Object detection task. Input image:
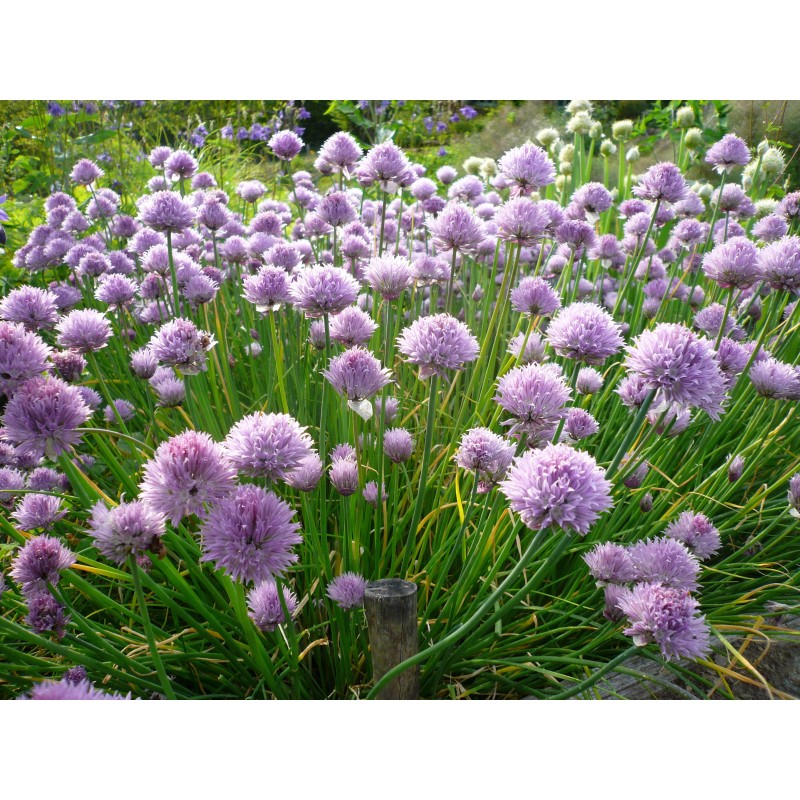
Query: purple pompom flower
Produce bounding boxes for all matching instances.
[510,276,561,317]
[69,158,103,186]
[397,313,479,380]
[497,142,556,196]
[248,580,298,632]
[319,132,363,174]
[454,427,515,492]
[427,202,486,255]
[10,534,76,596]
[757,236,800,294]
[546,302,623,364]
[88,500,166,565]
[200,483,302,584]
[583,542,637,586]
[576,367,603,395]
[383,427,414,463]
[56,309,112,354]
[627,537,700,591]
[0,287,59,332]
[236,180,267,204]
[148,318,216,375]
[507,331,546,365]
[138,191,195,233]
[26,592,70,638]
[268,130,304,161]
[364,255,414,300]
[49,351,84,384]
[499,443,613,535]
[0,321,52,397]
[224,412,314,481]
[495,363,571,443]
[138,430,237,525]
[572,182,613,220]
[617,582,710,661]
[95,274,138,309]
[323,347,392,419]
[623,323,727,419]
[702,238,759,289]
[752,214,788,243]
[632,162,688,204]
[663,511,721,561]
[563,407,599,441]
[284,453,324,492]
[317,191,356,228]
[243,267,291,313]
[0,466,24,508]
[357,142,410,192]
[705,133,751,173]
[329,306,378,348]
[749,357,800,400]
[327,572,367,610]
[363,480,388,506]
[19,676,130,700]
[289,265,360,318]
[164,150,198,182]
[495,197,550,246]
[330,458,359,496]
[12,493,66,531]
[2,376,91,458]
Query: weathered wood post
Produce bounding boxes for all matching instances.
[364,579,419,699]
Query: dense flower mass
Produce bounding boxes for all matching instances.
[289,265,360,318]
[545,303,623,364]
[397,313,479,379]
[499,444,613,535]
[200,484,302,584]
[149,317,216,375]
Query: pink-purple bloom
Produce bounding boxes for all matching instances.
[88,500,166,565]
[289,265,360,318]
[397,313,479,380]
[247,580,299,632]
[662,511,721,561]
[546,302,623,364]
[327,572,367,610]
[10,534,76,596]
[56,309,112,354]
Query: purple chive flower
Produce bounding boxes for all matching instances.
[317,191,356,228]
[397,313,479,380]
[500,443,613,535]
[364,255,414,300]
[88,500,166,565]
[319,131,363,173]
[375,396,400,424]
[753,214,788,243]
[0,287,59,332]
[705,133,751,173]
[56,309,112,354]
[749,357,800,400]
[454,427,515,491]
[572,182,613,219]
[103,399,135,424]
[363,480,388,506]
[603,583,627,622]
[495,197,550,246]
[200,484,302,584]
[308,320,327,350]
[247,580,298,632]
[497,142,556,196]
[495,363,571,443]
[330,458,359,496]
[546,302,623,365]
[0,466,25,507]
[2,376,91,458]
[618,582,710,661]
[323,347,392,419]
[138,191,195,233]
[130,348,158,380]
[627,537,700,592]
[583,542,637,586]
[289,265,360,318]
[20,676,130,700]
[139,430,237,525]
[563,407,599,441]
[224,412,315,481]
[727,454,745,483]
[95,274,138,308]
[757,236,800,294]
[357,142,411,191]
[427,202,486,255]
[12,493,66,531]
[27,467,69,493]
[575,367,603,395]
[26,592,70,638]
[693,303,743,341]
[148,318,215,375]
[10,534,76,596]
[383,427,414,463]
[436,166,457,185]
[243,266,291,312]
[284,453,324,492]
[508,331,546,365]
[164,150,198,182]
[236,180,267,204]
[663,511,721,561]
[632,162,688,204]
[269,130,304,161]
[702,238,759,289]
[411,254,450,285]
[788,473,800,518]
[70,158,103,185]
[623,323,727,419]
[329,306,378,348]
[673,218,710,248]
[327,572,367,610]
[510,276,561,317]
[0,321,52,397]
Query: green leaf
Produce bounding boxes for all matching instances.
[72,129,117,145]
